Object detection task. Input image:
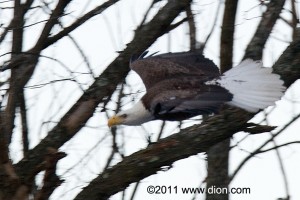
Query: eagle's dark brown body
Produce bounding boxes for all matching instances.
[141,78,232,120]
[131,51,232,121]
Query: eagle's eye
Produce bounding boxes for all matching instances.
[120,114,127,118]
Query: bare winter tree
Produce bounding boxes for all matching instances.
[0,0,299,200]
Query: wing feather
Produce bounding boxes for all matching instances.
[130,51,220,90]
[142,79,232,120]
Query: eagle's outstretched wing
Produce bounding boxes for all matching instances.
[130,51,220,90]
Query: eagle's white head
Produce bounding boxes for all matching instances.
[108,101,154,127]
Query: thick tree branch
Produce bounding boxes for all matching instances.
[229,28,300,182]
[3,0,72,144]
[34,148,66,200]
[230,2,289,184]
[206,1,238,199]
[273,28,300,86]
[243,0,286,60]
[0,2,33,198]
[0,0,34,44]
[15,0,192,184]
[74,28,300,200]
[1,1,118,128]
[7,1,298,199]
[186,3,196,51]
[5,0,24,142]
[220,0,238,73]
[75,107,252,200]
[3,54,38,144]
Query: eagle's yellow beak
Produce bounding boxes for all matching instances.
[108,116,123,127]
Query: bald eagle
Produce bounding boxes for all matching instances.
[108,51,285,127]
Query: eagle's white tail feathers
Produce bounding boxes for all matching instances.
[216,59,285,112]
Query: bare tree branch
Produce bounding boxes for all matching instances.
[5,0,24,143]
[75,27,300,200]
[0,1,297,199]
[0,21,12,44]
[229,27,300,181]
[103,83,125,171]
[257,141,300,154]
[226,2,290,184]
[243,0,286,60]
[34,148,66,200]
[273,32,300,86]
[40,0,119,51]
[206,1,238,200]
[0,1,35,197]
[186,3,196,51]
[75,107,252,200]
[263,111,290,199]
[220,0,238,73]
[199,1,221,52]
[291,0,299,40]
[19,90,29,158]
[66,34,95,79]
[230,112,300,181]
[31,0,72,53]
[14,0,192,186]
[138,0,157,27]
[0,0,34,44]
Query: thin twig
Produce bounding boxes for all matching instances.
[230,113,300,181]
[199,1,221,52]
[257,141,300,154]
[264,110,290,199]
[41,0,119,51]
